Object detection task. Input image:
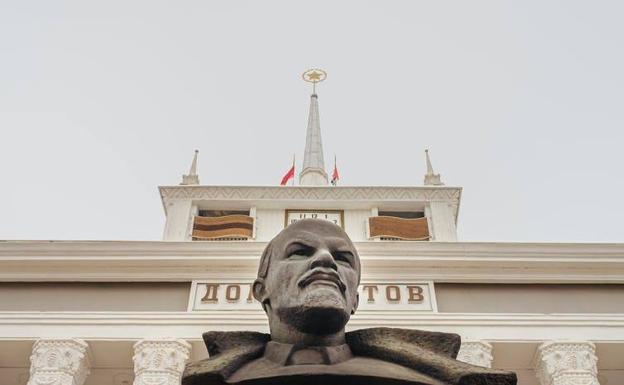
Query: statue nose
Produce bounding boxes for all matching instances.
[310,249,338,271]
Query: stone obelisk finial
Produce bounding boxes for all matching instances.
[423,149,444,186]
[299,69,328,186]
[180,150,200,185]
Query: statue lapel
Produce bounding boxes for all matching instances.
[183,331,269,385]
[346,327,516,385]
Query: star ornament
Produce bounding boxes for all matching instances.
[302,68,327,83]
[307,71,322,81]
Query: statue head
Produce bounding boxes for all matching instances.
[253,219,361,337]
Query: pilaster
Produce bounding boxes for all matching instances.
[428,201,457,241]
[457,340,493,368]
[162,200,193,240]
[27,339,90,385]
[133,339,191,385]
[535,341,599,385]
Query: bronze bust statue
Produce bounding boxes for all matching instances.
[183,219,516,385]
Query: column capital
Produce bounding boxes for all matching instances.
[535,341,599,385]
[457,340,493,368]
[133,338,192,385]
[28,338,91,385]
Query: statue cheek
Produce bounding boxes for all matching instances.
[269,263,304,296]
[344,270,359,289]
[285,261,307,281]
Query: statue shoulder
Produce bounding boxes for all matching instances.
[183,331,269,385]
[346,327,516,385]
[347,327,461,358]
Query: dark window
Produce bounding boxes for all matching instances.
[378,211,424,219]
[197,210,249,217]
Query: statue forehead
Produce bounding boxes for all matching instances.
[258,218,361,281]
[272,219,352,246]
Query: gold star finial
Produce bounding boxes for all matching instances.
[302,68,327,94]
[306,71,322,81]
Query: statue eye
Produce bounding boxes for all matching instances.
[287,244,314,258]
[333,251,354,267]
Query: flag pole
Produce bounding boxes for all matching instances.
[332,154,337,186]
[292,153,296,186]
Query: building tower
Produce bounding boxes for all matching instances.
[160,70,459,242]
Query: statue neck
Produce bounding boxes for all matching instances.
[267,312,346,346]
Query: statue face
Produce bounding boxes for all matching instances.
[255,219,360,334]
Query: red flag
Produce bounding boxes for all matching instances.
[331,157,339,186]
[280,164,295,186]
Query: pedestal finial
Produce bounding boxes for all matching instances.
[181,150,200,185]
[424,149,444,186]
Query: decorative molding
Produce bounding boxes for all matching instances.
[3,239,622,258]
[0,241,622,283]
[4,313,624,342]
[159,185,462,203]
[457,340,493,368]
[159,185,462,221]
[133,339,191,385]
[535,341,599,385]
[27,339,90,385]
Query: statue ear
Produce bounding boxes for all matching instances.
[252,278,267,303]
[351,292,359,315]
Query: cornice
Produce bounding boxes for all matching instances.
[158,184,463,229]
[3,311,624,324]
[1,312,623,342]
[1,240,622,258]
[159,185,462,217]
[159,185,462,202]
[0,241,623,283]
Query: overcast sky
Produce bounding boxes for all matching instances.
[1,1,622,242]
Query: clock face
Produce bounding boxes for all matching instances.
[285,210,343,228]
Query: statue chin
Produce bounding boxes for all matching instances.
[277,294,349,335]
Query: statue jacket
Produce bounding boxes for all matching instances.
[183,327,516,385]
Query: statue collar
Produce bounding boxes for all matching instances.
[183,327,517,385]
[263,341,353,366]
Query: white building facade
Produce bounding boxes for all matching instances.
[1,90,623,385]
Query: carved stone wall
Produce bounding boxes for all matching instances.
[535,341,599,385]
[457,340,493,368]
[133,339,191,385]
[27,339,90,385]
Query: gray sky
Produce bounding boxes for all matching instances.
[1,1,622,242]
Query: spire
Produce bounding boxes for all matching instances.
[299,69,329,185]
[180,150,200,185]
[424,149,444,186]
